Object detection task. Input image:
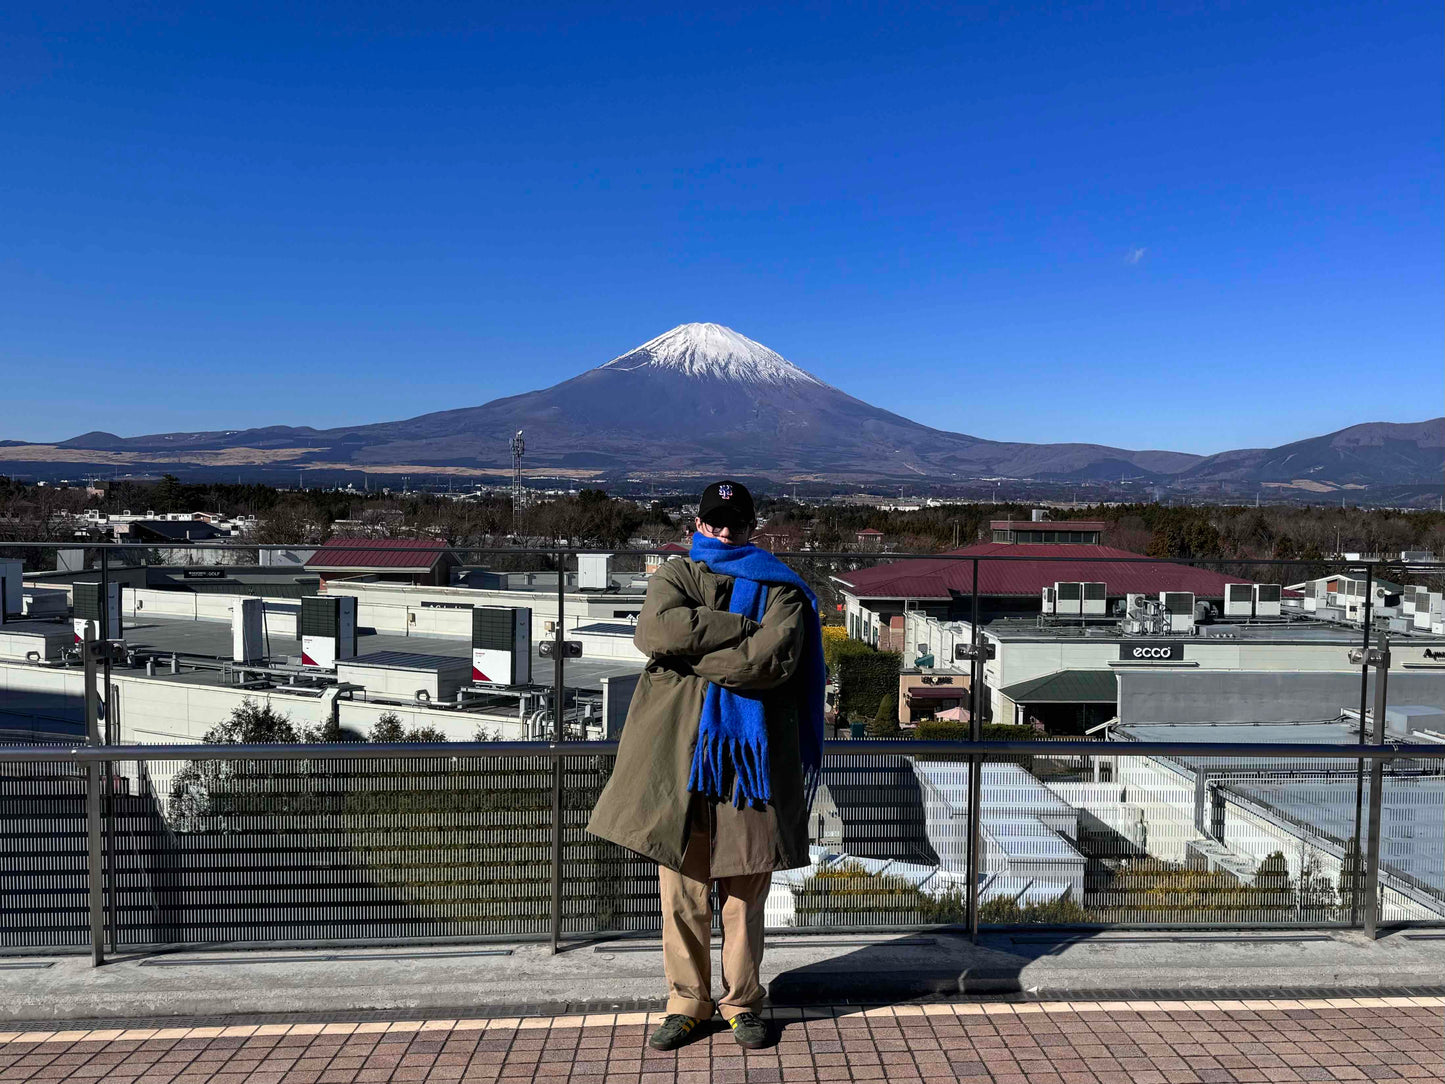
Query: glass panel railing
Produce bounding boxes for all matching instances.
[112,749,557,946]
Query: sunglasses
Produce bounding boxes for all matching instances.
[700,516,749,533]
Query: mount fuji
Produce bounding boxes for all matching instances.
[10,322,1443,488]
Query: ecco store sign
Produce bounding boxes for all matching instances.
[1119,642,1185,661]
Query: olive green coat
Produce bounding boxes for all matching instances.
[585,556,813,876]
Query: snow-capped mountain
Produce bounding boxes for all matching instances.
[599,323,822,386]
[12,323,1441,488]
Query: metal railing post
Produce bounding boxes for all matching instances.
[82,626,105,967]
[99,548,117,951]
[1349,563,1373,925]
[550,551,566,954]
[966,558,983,943]
[1363,631,1390,939]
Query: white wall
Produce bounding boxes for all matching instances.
[122,588,297,638]
[336,699,527,741]
[323,580,646,638]
[0,657,530,745]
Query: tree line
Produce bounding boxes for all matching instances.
[3,475,1441,579]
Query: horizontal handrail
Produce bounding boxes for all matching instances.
[1,538,1440,570]
[2,739,1444,763]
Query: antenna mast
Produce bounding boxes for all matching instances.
[510,429,526,534]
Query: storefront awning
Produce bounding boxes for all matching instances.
[904,686,965,701]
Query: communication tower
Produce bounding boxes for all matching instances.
[510,429,526,532]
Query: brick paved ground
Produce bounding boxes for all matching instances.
[1,997,1442,1083]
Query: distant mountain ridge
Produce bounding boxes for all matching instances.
[10,323,1444,488]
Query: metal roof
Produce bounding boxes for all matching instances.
[1000,669,1118,704]
[573,622,638,636]
[306,538,450,572]
[834,543,1251,600]
[1115,721,1362,746]
[127,520,227,542]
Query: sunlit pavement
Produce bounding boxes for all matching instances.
[2,997,1443,1083]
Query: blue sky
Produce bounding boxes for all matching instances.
[2,2,1440,454]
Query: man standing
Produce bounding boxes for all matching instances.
[587,480,825,1051]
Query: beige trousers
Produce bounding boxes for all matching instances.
[658,809,770,1019]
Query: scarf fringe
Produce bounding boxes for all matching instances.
[688,730,774,808]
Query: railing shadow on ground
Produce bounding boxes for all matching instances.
[767,929,1067,1004]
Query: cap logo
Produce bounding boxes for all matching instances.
[718,484,733,500]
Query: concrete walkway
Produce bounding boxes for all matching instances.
[2,998,1443,1083]
[4,930,1445,1024]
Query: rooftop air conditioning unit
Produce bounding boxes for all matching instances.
[1253,583,1282,618]
[1223,583,1253,618]
[0,558,21,619]
[577,553,612,591]
[1123,593,1150,635]
[23,588,68,619]
[1053,581,1083,616]
[1413,590,1436,630]
[1082,582,1107,616]
[300,595,357,669]
[1040,586,1057,614]
[1160,591,1196,634]
[471,605,532,685]
[232,597,265,664]
[73,581,121,645]
[1429,592,1445,630]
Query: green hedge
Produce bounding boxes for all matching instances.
[913,722,1038,742]
[837,651,901,718]
[911,721,1040,768]
[822,627,876,672]
[866,693,900,736]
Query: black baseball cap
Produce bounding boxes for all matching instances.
[697,479,755,528]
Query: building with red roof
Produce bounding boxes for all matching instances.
[834,542,1251,651]
[305,538,457,588]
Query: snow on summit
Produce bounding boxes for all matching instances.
[599,323,823,386]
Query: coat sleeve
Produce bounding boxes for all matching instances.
[690,585,809,692]
[633,561,758,658]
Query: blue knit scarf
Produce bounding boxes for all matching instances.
[687,535,825,809]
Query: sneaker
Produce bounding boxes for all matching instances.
[648,1013,704,1051]
[726,1010,769,1049]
